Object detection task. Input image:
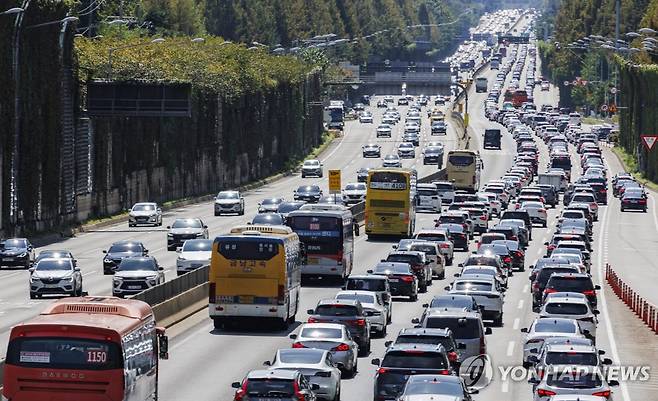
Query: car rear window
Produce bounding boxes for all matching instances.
[438,215,465,224]
[410,244,436,255]
[246,379,294,396]
[387,255,422,265]
[278,349,324,364]
[546,372,602,388]
[545,302,589,315]
[300,327,342,339]
[547,277,594,291]
[425,317,481,338]
[546,352,598,366]
[381,351,448,369]
[395,335,455,351]
[315,305,359,316]
[415,233,447,242]
[537,268,578,285]
[346,279,385,291]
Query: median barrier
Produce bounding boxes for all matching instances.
[605,263,658,333]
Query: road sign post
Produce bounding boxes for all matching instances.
[329,169,341,195]
[641,135,658,151]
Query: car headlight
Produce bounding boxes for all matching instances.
[167,233,173,237]
[147,276,158,285]
[196,232,204,237]
[113,278,123,286]
[18,252,27,258]
[30,276,40,283]
[61,276,74,282]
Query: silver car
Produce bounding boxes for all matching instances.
[540,293,599,338]
[29,258,83,299]
[176,239,212,275]
[128,202,162,227]
[258,197,285,213]
[521,318,588,367]
[289,323,358,377]
[301,159,324,178]
[530,365,618,401]
[265,348,341,401]
[166,218,209,251]
[214,190,245,216]
[446,275,505,326]
[335,290,388,336]
[112,256,165,297]
[397,374,476,401]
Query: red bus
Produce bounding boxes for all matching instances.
[3,296,169,401]
[512,90,528,108]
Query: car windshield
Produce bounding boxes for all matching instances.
[315,304,358,316]
[117,259,157,271]
[381,351,448,369]
[454,281,493,291]
[217,192,239,200]
[37,251,70,259]
[300,327,342,339]
[425,317,480,338]
[385,155,399,160]
[108,243,141,253]
[252,214,284,225]
[545,302,589,315]
[246,379,294,396]
[261,198,282,205]
[278,349,323,364]
[132,204,155,211]
[403,379,462,396]
[546,372,602,388]
[298,186,319,193]
[182,240,212,252]
[345,184,364,191]
[534,320,576,333]
[35,259,72,271]
[304,160,320,166]
[336,293,375,304]
[172,219,202,228]
[546,352,598,366]
[1,239,26,248]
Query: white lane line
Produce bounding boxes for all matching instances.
[506,341,515,357]
[597,181,630,401]
[522,284,529,294]
[82,271,97,277]
[513,317,520,330]
[517,300,524,309]
[652,193,658,235]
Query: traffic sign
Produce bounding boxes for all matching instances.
[600,104,608,112]
[641,135,658,151]
[563,80,570,86]
[328,169,341,193]
[609,104,617,113]
[581,80,588,86]
[610,87,618,94]
[572,80,579,86]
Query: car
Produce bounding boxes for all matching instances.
[620,191,648,212]
[529,365,618,401]
[277,201,306,219]
[436,211,474,239]
[436,223,469,251]
[446,275,505,326]
[521,318,588,367]
[382,154,402,168]
[377,99,388,108]
[0,238,35,269]
[231,369,319,401]
[102,240,148,275]
[289,323,359,377]
[414,229,455,265]
[302,159,324,178]
[431,120,448,135]
[359,112,373,123]
[544,272,600,309]
[540,293,599,340]
[258,197,285,213]
[362,143,382,158]
[376,124,392,138]
[416,183,442,212]
[371,344,453,401]
[166,218,209,251]
[413,309,491,360]
[521,201,548,227]
[307,299,371,356]
[356,167,370,183]
[29,257,83,298]
[176,239,212,275]
[112,256,165,298]
[409,241,445,279]
[402,131,420,146]
[128,202,162,227]
[344,274,392,323]
[491,239,525,271]
[397,142,415,158]
[422,145,444,166]
[264,348,341,401]
[335,290,388,336]
[368,262,419,301]
[397,374,476,401]
[251,213,286,226]
[533,342,612,380]
[397,97,409,105]
[387,327,465,370]
[385,251,432,293]
[35,250,76,265]
[342,182,367,204]
[214,190,245,216]
[294,185,323,203]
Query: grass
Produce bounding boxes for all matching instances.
[611,146,658,192]
[282,130,336,171]
[583,115,619,125]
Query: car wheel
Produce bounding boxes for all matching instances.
[380,324,387,338]
[333,386,341,401]
[410,293,418,302]
[29,292,37,300]
[167,245,175,251]
[447,256,453,266]
[420,283,427,293]
[213,318,225,330]
[351,358,358,377]
[128,223,135,227]
[542,221,547,228]
[438,270,445,280]
[214,211,220,216]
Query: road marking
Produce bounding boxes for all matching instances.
[82,271,97,277]
[522,284,529,293]
[517,300,524,309]
[513,317,520,330]
[506,341,515,357]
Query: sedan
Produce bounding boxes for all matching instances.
[301,159,324,178]
[289,323,359,377]
[620,191,647,212]
[128,202,162,227]
[521,318,587,367]
[446,275,505,326]
[29,258,83,298]
[521,201,548,227]
[368,262,418,301]
[264,349,341,401]
[294,185,323,203]
[258,197,285,213]
[359,112,373,123]
[382,154,402,168]
[530,365,618,401]
[335,290,388,336]
[397,142,415,158]
[362,143,382,158]
[356,167,370,183]
[176,239,212,275]
[540,293,599,338]
[398,374,475,401]
[376,124,393,138]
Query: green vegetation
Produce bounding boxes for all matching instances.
[611,147,658,191]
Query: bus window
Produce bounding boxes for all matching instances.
[217,240,279,260]
[7,338,122,370]
[448,154,475,167]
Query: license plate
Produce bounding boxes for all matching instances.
[128,285,141,290]
[4,258,13,262]
[44,284,59,288]
[307,257,319,264]
[389,278,399,282]
[239,296,254,304]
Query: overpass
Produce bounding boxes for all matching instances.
[359,60,453,95]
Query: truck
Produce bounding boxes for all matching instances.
[538,172,567,192]
[475,77,488,93]
[483,129,501,149]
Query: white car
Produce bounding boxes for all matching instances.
[433,181,455,205]
[416,183,442,212]
[176,239,212,275]
[376,124,392,137]
[409,241,445,279]
[447,275,505,326]
[335,290,388,336]
[214,190,245,216]
[569,192,599,220]
[521,318,587,367]
[382,154,402,168]
[128,202,162,227]
[540,293,599,339]
[478,192,502,216]
[359,112,373,123]
[342,182,367,204]
[521,201,548,227]
[301,159,324,178]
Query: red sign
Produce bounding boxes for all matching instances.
[641,135,658,151]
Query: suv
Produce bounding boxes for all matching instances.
[387,327,465,371]
[368,262,418,301]
[112,256,165,297]
[531,265,581,310]
[544,272,600,308]
[413,230,454,266]
[128,202,162,227]
[307,299,371,356]
[415,183,442,212]
[232,369,319,401]
[371,344,452,400]
[413,309,491,359]
[166,218,209,251]
[102,240,148,275]
[0,238,35,269]
[29,258,83,299]
[344,275,392,323]
[384,251,432,292]
[301,159,323,178]
[214,190,245,216]
[500,210,532,240]
[432,181,455,204]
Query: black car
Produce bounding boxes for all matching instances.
[357,167,370,183]
[362,143,382,158]
[387,327,464,370]
[371,344,452,400]
[422,146,444,166]
[620,192,647,212]
[536,184,558,207]
[294,185,323,203]
[251,213,285,225]
[431,121,447,135]
[436,223,468,251]
[368,262,418,301]
[307,299,371,355]
[500,210,532,240]
[276,201,306,220]
[588,182,608,204]
[531,265,581,309]
[483,129,501,149]
[102,240,149,275]
[0,238,35,269]
[384,252,431,292]
[544,272,600,308]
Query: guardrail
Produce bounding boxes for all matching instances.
[606,263,658,333]
[132,265,209,306]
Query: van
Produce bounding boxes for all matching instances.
[413,310,491,359]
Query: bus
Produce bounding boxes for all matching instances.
[446,150,482,193]
[365,168,417,238]
[3,296,169,401]
[208,224,302,329]
[475,77,488,93]
[287,204,354,280]
[512,89,529,107]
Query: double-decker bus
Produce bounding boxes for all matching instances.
[208,224,302,329]
[3,296,169,401]
[287,204,354,280]
[446,150,482,193]
[365,168,416,238]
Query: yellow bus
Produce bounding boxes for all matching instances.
[209,224,302,330]
[365,168,416,238]
[446,150,482,193]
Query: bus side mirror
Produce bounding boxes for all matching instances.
[156,327,169,360]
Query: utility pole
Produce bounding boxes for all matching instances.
[614,0,620,106]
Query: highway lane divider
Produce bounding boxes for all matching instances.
[605,263,658,334]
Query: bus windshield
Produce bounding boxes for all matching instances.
[217,239,279,260]
[369,172,407,190]
[289,216,343,255]
[7,337,122,370]
[448,154,475,167]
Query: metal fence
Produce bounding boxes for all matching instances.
[131,265,209,306]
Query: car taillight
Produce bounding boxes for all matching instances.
[437,369,451,375]
[480,215,487,220]
[599,188,607,193]
[515,250,524,258]
[440,243,450,248]
[582,290,596,296]
[504,256,512,263]
[234,379,248,401]
[537,389,556,397]
[639,199,647,204]
[462,223,468,230]
[333,343,350,352]
[592,390,611,398]
[590,202,597,208]
[401,275,415,282]
[294,380,306,401]
[355,319,366,326]
[308,317,318,323]
[377,367,389,374]
[544,288,557,294]
[448,351,458,362]
[533,282,540,290]
[292,342,306,348]
[539,209,546,213]
[510,235,518,241]
[209,282,216,304]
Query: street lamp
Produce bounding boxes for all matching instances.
[107,38,165,80]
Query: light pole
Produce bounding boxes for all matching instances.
[107,38,165,80]
[453,82,468,143]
